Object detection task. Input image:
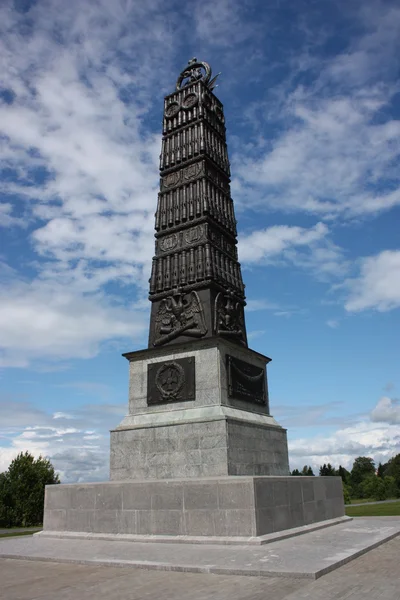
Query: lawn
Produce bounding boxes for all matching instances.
[0,528,41,539]
[346,500,400,517]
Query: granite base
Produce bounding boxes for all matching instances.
[43,476,345,542]
[111,338,290,480]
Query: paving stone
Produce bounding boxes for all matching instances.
[1,517,399,579]
[1,526,400,600]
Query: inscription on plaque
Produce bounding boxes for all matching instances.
[226,355,266,405]
[148,357,195,405]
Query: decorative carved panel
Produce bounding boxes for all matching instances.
[149,60,248,348]
[226,355,266,405]
[154,290,207,346]
[148,357,195,405]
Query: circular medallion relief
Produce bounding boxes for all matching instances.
[155,362,185,400]
[185,225,204,245]
[182,93,198,109]
[163,171,181,188]
[165,102,180,118]
[159,233,178,252]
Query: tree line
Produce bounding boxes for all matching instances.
[292,454,400,503]
[0,452,60,527]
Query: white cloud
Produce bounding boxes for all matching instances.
[0,279,147,367]
[344,250,400,312]
[233,5,400,220]
[192,0,256,48]
[287,396,400,472]
[239,222,328,262]
[371,396,400,425]
[0,203,26,228]
[239,222,347,281]
[0,0,177,367]
[326,319,339,328]
[0,398,126,481]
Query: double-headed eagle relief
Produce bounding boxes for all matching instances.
[148,59,248,348]
[154,290,207,346]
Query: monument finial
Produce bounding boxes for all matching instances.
[176,58,220,91]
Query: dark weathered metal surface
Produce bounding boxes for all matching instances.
[226,354,267,406]
[147,357,195,405]
[148,60,248,348]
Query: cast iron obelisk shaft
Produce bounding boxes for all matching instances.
[148,59,247,348]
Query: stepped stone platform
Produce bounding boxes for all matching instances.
[2,518,399,579]
[42,475,345,542]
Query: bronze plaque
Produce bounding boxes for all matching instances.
[226,355,266,405]
[148,357,195,405]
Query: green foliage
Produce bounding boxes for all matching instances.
[377,462,387,478]
[351,456,375,484]
[291,465,315,476]
[384,454,400,496]
[383,476,398,499]
[350,456,375,497]
[301,465,314,476]
[319,463,336,476]
[342,483,352,504]
[0,452,60,527]
[361,475,386,501]
[337,465,350,484]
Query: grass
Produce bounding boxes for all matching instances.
[0,530,40,539]
[348,497,397,504]
[346,500,400,517]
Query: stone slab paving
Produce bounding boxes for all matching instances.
[1,535,399,600]
[283,536,400,600]
[0,558,307,600]
[0,518,399,578]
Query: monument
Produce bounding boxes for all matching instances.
[41,60,345,542]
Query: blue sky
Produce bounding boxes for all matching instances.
[1,0,399,481]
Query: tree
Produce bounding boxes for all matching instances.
[350,457,375,484]
[319,463,336,476]
[361,475,386,501]
[350,457,376,498]
[0,452,60,527]
[384,454,400,496]
[301,465,314,476]
[377,462,387,479]
[337,465,350,484]
[342,483,352,505]
[383,476,398,499]
[291,469,301,476]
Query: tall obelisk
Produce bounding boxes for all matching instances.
[110,59,290,479]
[148,58,246,349]
[41,61,346,542]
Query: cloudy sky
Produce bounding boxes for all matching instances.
[1,0,399,481]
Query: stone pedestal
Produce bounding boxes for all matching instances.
[42,476,346,542]
[110,338,290,480]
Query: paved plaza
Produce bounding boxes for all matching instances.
[1,518,399,578]
[0,534,399,600]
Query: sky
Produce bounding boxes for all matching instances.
[1,0,400,482]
